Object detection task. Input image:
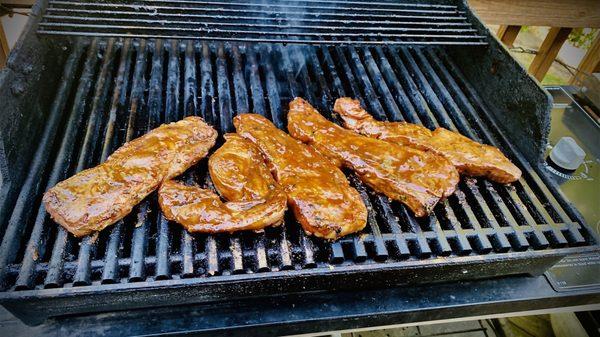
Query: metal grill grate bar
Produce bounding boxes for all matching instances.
[72,38,119,287]
[38,0,488,46]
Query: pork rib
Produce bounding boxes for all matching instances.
[43,116,217,237]
[159,133,287,233]
[288,98,459,217]
[334,97,521,183]
[234,113,367,239]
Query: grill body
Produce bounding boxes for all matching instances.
[0,0,598,326]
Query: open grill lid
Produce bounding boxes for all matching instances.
[38,0,488,45]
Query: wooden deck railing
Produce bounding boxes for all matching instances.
[469,0,600,82]
[0,22,8,68]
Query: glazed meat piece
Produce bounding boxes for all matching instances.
[333,97,433,149]
[334,97,522,183]
[43,116,217,237]
[158,181,287,234]
[158,133,287,233]
[288,98,459,217]
[426,128,522,183]
[209,133,275,202]
[234,113,367,240]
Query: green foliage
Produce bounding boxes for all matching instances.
[568,28,598,50]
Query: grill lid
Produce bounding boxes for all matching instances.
[38,0,488,45]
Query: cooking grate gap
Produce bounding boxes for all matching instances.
[524,231,547,250]
[225,47,241,116]
[37,219,58,264]
[118,263,130,281]
[168,221,182,258]
[327,47,355,100]
[209,47,221,130]
[445,237,469,256]
[488,234,510,253]
[415,216,434,232]
[92,230,112,262]
[459,181,492,229]
[466,235,488,255]
[407,239,430,258]
[264,227,282,270]
[199,43,215,125]
[182,41,198,118]
[340,241,355,262]
[176,42,185,119]
[90,267,103,284]
[518,176,564,224]
[266,46,288,130]
[474,180,510,228]
[160,41,170,119]
[447,194,475,230]
[243,47,259,117]
[433,207,453,231]
[258,50,278,122]
[145,200,159,259]
[119,212,137,260]
[390,201,415,234]
[513,182,547,224]
[216,44,234,133]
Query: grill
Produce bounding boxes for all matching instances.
[0,0,598,326]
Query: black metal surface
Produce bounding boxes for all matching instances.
[0,36,597,325]
[37,0,488,45]
[21,275,600,337]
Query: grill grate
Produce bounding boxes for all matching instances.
[37,0,488,45]
[0,38,596,322]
